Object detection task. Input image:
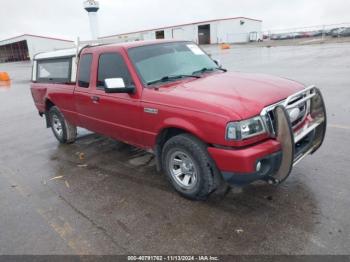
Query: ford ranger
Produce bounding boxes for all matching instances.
[30,40,326,200]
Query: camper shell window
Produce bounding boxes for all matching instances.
[36,57,73,83]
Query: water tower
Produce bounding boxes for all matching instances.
[83,0,100,40]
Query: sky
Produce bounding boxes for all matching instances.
[0,0,350,41]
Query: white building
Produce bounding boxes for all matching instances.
[100,17,263,45]
[0,34,74,63]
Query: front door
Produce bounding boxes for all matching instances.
[74,53,97,130]
[75,51,143,147]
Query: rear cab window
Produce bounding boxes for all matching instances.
[97,53,133,89]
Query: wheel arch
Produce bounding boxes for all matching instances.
[44,98,55,127]
[156,126,226,198]
[45,98,55,111]
[154,125,208,172]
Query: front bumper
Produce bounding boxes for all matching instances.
[209,86,327,186]
[208,140,283,186]
[221,151,282,186]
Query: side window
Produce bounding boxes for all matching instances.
[78,54,93,88]
[37,58,71,83]
[97,53,132,88]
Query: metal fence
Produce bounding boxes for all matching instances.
[262,22,350,42]
[219,22,350,44]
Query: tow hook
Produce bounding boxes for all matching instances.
[266,177,280,185]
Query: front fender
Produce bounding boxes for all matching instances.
[160,117,207,142]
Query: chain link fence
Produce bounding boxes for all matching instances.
[219,22,350,44]
[262,22,350,42]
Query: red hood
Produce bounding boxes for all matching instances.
[144,72,305,120]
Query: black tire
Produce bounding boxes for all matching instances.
[48,106,77,144]
[162,133,223,200]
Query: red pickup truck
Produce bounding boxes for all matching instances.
[30,40,326,200]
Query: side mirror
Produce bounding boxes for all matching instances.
[104,78,135,94]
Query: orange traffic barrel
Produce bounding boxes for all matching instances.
[0,80,11,89]
[0,72,10,81]
[220,43,231,49]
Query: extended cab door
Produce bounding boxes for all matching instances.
[74,53,96,129]
[74,49,144,147]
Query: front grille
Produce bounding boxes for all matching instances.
[287,94,308,127]
[261,86,316,136]
[260,86,326,167]
[266,110,276,135]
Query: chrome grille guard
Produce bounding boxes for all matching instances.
[261,86,327,170]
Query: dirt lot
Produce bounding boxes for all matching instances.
[0,42,349,255]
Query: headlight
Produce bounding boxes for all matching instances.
[226,116,266,140]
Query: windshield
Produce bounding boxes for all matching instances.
[128,42,218,85]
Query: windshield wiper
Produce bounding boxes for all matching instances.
[216,67,228,72]
[192,67,215,75]
[147,74,201,85]
[192,67,227,75]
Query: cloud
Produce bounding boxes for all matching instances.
[0,0,349,41]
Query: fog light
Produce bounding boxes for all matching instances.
[256,161,262,172]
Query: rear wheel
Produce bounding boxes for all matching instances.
[162,134,220,200]
[49,106,77,144]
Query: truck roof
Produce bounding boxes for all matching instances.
[34,40,185,60]
[83,39,186,52]
[106,39,183,48]
[34,48,77,60]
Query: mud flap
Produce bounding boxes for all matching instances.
[45,112,51,128]
[271,105,295,184]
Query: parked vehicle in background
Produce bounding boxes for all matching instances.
[291,32,304,39]
[299,31,311,38]
[270,33,303,40]
[272,34,290,40]
[332,27,350,37]
[307,30,324,37]
[341,28,350,37]
[270,34,281,40]
[326,28,341,36]
[249,31,263,42]
[331,27,347,37]
[30,40,327,200]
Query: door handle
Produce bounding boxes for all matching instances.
[91,96,100,103]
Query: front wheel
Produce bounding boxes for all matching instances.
[49,106,77,144]
[162,134,220,200]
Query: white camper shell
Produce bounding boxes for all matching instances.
[31,37,136,83]
[32,48,78,83]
